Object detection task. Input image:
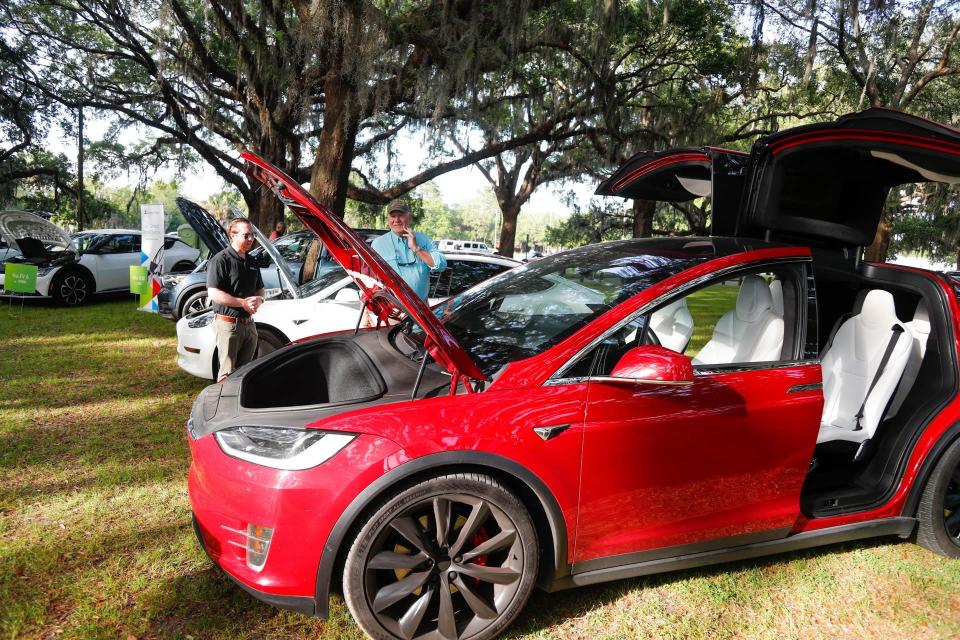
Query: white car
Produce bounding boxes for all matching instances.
[436,239,496,254]
[176,251,521,379]
[0,210,200,305]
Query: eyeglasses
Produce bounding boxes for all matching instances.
[233,232,255,239]
[395,245,416,267]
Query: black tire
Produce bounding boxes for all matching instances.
[178,289,210,320]
[171,260,196,272]
[343,473,538,640]
[255,327,285,358]
[51,269,93,306]
[917,437,960,558]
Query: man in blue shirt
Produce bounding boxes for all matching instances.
[371,199,446,300]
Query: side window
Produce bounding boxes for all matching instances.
[429,263,455,298]
[562,263,806,379]
[449,261,509,295]
[103,234,137,254]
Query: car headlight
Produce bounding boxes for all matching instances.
[161,273,188,287]
[187,311,214,328]
[214,427,355,470]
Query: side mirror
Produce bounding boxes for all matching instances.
[599,345,694,385]
[333,287,360,303]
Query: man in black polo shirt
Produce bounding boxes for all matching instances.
[207,218,265,382]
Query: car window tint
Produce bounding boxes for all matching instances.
[568,265,804,378]
[449,261,510,295]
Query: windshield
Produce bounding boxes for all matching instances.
[72,232,106,253]
[409,240,708,375]
[300,266,349,297]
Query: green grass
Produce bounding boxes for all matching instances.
[2,298,960,639]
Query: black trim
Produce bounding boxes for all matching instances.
[555,518,915,589]
[191,514,317,616]
[313,451,569,619]
[571,527,790,575]
[788,383,822,393]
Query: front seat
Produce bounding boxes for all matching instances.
[692,275,784,365]
[649,298,694,353]
[817,289,912,445]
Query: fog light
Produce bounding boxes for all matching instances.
[221,523,275,571]
[245,524,274,571]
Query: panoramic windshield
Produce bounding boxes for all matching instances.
[72,232,106,253]
[409,240,709,375]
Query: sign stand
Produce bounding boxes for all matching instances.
[4,262,37,316]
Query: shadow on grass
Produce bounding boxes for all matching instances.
[509,536,907,635]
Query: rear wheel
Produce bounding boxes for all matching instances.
[51,270,93,306]
[343,473,538,640]
[917,437,960,558]
[171,260,196,272]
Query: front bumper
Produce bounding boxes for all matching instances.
[176,317,216,379]
[0,269,56,298]
[187,430,403,618]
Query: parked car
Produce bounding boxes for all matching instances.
[188,111,960,640]
[0,211,199,305]
[158,198,383,320]
[176,250,520,379]
[438,239,496,254]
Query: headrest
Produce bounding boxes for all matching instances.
[736,275,774,322]
[857,289,898,329]
[911,300,931,334]
[769,279,784,316]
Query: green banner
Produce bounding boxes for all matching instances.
[129,265,149,295]
[4,262,38,293]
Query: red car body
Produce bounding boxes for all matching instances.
[188,109,960,639]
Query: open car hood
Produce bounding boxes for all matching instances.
[0,210,74,257]
[241,151,487,385]
[594,148,750,236]
[175,197,229,255]
[743,108,960,249]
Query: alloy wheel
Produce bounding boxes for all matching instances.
[944,466,960,542]
[186,295,210,315]
[363,493,526,640]
[59,274,89,305]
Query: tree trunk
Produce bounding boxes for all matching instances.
[498,203,522,258]
[77,106,84,231]
[309,75,361,217]
[633,199,655,237]
[247,189,285,233]
[864,209,893,262]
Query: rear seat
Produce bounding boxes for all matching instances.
[886,301,931,418]
[817,290,912,446]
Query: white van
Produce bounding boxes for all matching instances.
[442,240,494,254]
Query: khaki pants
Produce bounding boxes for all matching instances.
[214,318,258,381]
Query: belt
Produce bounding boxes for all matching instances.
[216,314,253,324]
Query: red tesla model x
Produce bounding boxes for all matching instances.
[187,109,960,640]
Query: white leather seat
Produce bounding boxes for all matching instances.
[887,301,931,418]
[769,279,784,317]
[817,290,912,444]
[650,298,694,353]
[692,275,784,365]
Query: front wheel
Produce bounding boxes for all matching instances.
[343,473,538,640]
[51,270,93,306]
[178,289,210,319]
[917,437,960,558]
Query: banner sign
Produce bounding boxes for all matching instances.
[4,262,38,293]
[139,204,165,313]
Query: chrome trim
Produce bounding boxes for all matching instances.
[588,375,693,386]
[533,424,571,441]
[550,257,813,382]
[788,383,823,393]
[220,524,272,544]
[694,359,817,375]
[543,376,590,387]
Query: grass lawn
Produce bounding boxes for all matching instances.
[2,297,959,639]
